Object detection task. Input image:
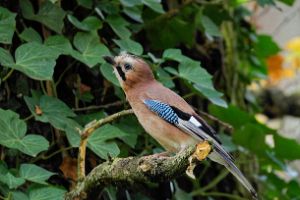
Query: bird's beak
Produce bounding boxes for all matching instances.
[103,56,116,66]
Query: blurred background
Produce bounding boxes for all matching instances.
[1,0,300,199]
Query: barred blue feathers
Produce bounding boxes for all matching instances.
[143,99,178,124]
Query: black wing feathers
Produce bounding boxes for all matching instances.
[171,106,221,144]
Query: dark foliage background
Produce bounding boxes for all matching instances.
[0,0,300,199]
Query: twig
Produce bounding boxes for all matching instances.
[191,170,229,195]
[66,146,196,200]
[72,101,124,112]
[2,68,14,82]
[78,109,134,180]
[195,192,248,200]
[197,110,233,132]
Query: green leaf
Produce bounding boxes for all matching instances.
[100,63,120,87]
[12,191,29,200]
[87,124,128,159]
[233,123,269,156]
[123,6,143,23]
[20,0,66,33]
[106,15,131,39]
[77,0,93,9]
[274,134,300,160]
[194,84,227,108]
[279,0,295,5]
[163,49,227,107]
[67,15,102,31]
[0,7,16,44]
[19,0,35,19]
[156,67,175,88]
[0,47,15,66]
[208,104,255,129]
[146,14,195,49]
[74,111,106,126]
[0,172,25,189]
[20,164,55,185]
[201,15,221,37]
[72,32,110,67]
[20,135,50,156]
[24,95,75,130]
[142,0,164,13]
[254,35,280,58]
[163,48,189,63]
[178,60,212,83]
[6,42,58,80]
[64,119,82,147]
[114,116,143,148]
[44,35,73,56]
[0,109,49,156]
[19,28,42,43]
[113,38,143,55]
[29,186,66,200]
[120,0,142,7]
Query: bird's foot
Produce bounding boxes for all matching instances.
[186,141,212,179]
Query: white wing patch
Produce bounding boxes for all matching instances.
[189,116,202,127]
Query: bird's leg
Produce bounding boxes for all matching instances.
[186,140,212,179]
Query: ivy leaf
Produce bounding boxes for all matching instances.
[29,186,66,200]
[0,172,25,189]
[77,0,93,9]
[114,116,143,148]
[120,0,142,7]
[113,38,143,55]
[142,0,164,14]
[67,15,102,31]
[24,95,75,130]
[1,42,58,80]
[0,7,16,44]
[12,191,29,200]
[44,35,73,56]
[201,15,221,37]
[123,6,143,23]
[19,28,42,43]
[100,63,120,87]
[106,15,131,39]
[0,47,15,66]
[87,124,128,159]
[71,32,110,67]
[163,49,227,107]
[20,164,55,185]
[156,67,175,88]
[20,0,66,33]
[0,109,49,156]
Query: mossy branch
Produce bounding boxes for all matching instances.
[66,146,196,200]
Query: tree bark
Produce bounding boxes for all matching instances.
[65,146,196,200]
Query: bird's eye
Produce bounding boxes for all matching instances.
[124,63,132,71]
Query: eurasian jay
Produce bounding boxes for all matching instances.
[103,52,257,199]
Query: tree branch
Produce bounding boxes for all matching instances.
[78,109,134,179]
[66,146,197,200]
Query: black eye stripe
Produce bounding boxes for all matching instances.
[116,66,126,81]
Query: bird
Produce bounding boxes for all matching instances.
[103,52,257,199]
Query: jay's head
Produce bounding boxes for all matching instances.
[103,52,154,90]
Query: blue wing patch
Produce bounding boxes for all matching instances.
[143,99,178,124]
